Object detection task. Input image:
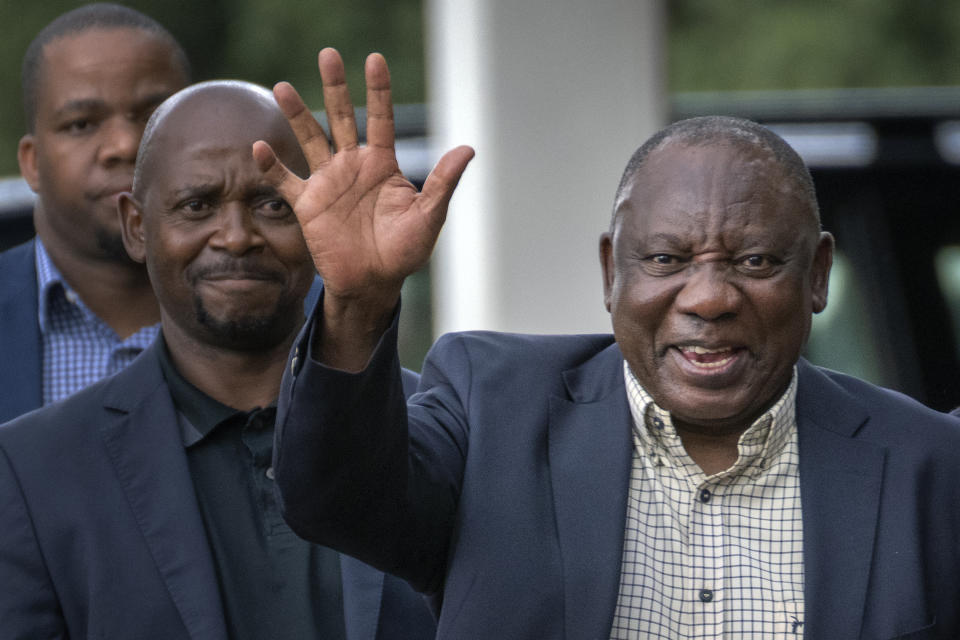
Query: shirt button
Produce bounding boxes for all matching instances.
[699,588,714,603]
[65,290,79,304]
[265,467,276,480]
[699,488,712,503]
[652,417,664,430]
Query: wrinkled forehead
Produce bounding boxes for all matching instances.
[134,84,306,195]
[616,140,818,233]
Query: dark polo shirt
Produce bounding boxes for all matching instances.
[158,338,345,640]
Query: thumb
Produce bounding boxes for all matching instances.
[419,145,475,218]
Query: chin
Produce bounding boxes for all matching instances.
[203,322,288,352]
[194,303,288,351]
[661,390,758,428]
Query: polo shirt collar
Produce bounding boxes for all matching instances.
[156,334,244,447]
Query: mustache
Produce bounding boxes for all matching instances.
[188,258,284,283]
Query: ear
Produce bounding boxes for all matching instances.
[118,192,147,264]
[810,231,834,313]
[599,232,615,312]
[17,134,39,192]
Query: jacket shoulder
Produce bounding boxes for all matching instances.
[0,238,36,264]
[0,375,114,450]
[429,331,616,372]
[0,345,163,454]
[800,360,960,448]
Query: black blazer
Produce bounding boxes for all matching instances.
[0,339,433,639]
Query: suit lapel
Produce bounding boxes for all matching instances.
[548,343,633,640]
[796,360,885,640]
[99,343,229,640]
[340,554,385,640]
[0,240,42,422]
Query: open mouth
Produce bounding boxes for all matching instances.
[677,345,742,371]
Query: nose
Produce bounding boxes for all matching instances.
[673,262,742,321]
[97,117,142,167]
[209,204,266,255]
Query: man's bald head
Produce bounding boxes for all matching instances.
[132,80,308,200]
[119,79,316,357]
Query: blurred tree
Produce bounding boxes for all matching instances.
[8,1,960,174]
[669,0,960,90]
[0,0,424,175]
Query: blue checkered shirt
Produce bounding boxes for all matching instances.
[610,362,804,639]
[36,239,159,405]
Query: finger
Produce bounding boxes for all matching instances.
[273,81,331,168]
[253,140,306,205]
[318,47,358,152]
[364,53,395,150]
[418,145,475,224]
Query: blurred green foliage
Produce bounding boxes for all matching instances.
[0,0,424,175]
[7,1,960,174]
[669,1,960,90]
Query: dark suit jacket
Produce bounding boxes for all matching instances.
[0,240,42,423]
[0,340,433,640]
[275,313,960,640]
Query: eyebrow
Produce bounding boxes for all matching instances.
[641,232,687,246]
[245,184,282,199]
[52,98,106,119]
[52,91,174,120]
[166,183,281,200]
[168,183,221,201]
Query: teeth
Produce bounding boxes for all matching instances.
[687,356,733,369]
[678,345,737,369]
[681,346,731,355]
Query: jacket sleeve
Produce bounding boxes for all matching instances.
[274,304,470,595]
[0,445,68,639]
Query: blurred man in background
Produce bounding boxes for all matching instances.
[0,3,189,422]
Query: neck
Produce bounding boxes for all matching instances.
[673,419,747,476]
[36,226,159,339]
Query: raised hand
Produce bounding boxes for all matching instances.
[254,48,474,307]
[253,48,473,370]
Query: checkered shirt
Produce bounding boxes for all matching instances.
[609,361,804,639]
[36,239,159,405]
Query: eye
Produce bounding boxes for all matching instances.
[176,199,213,217]
[257,198,293,219]
[63,118,94,135]
[650,254,678,265]
[735,254,780,275]
[135,106,160,123]
[642,253,687,275]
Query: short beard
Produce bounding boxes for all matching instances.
[193,295,299,352]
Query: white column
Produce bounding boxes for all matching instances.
[426,0,666,335]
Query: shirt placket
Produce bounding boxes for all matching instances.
[683,474,723,639]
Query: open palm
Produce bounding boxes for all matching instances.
[254,48,474,303]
